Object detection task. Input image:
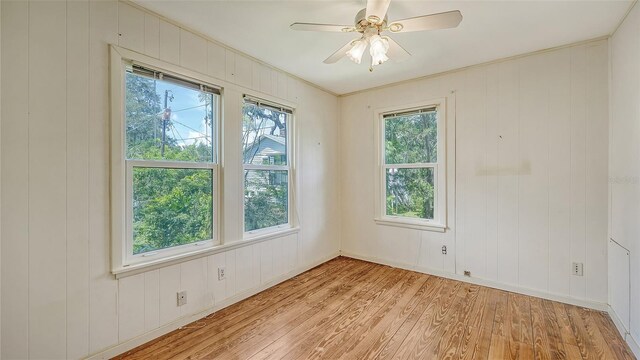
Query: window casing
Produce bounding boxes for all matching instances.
[242,96,294,237]
[112,49,222,271]
[375,99,447,232]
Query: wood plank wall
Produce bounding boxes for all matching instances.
[339,39,609,306]
[0,1,341,358]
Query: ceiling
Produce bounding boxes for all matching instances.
[136,0,632,95]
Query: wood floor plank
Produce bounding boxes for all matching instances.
[113,258,634,360]
[123,258,369,360]
[344,276,445,360]
[115,257,358,359]
[391,279,463,359]
[318,272,429,359]
[173,261,380,360]
[247,265,399,360]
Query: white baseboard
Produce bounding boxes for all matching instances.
[340,251,608,312]
[87,251,340,360]
[628,333,640,358]
[607,305,640,358]
[607,305,629,339]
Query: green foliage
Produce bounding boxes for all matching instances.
[242,103,289,231]
[384,112,437,220]
[126,72,215,254]
[133,167,212,254]
[244,170,288,232]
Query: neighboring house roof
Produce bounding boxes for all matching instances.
[243,134,286,163]
[261,134,285,146]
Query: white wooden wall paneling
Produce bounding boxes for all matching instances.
[610,4,640,348]
[208,252,226,305]
[206,41,226,80]
[29,2,68,358]
[180,258,209,317]
[158,264,181,326]
[143,13,160,59]
[458,67,488,279]
[496,60,520,286]
[159,20,180,65]
[224,249,237,300]
[569,45,588,299]
[118,2,144,53]
[485,64,499,282]
[66,0,91,358]
[0,0,336,357]
[1,1,29,358]
[89,0,120,354]
[180,29,207,75]
[144,270,160,332]
[339,39,610,307]
[225,50,235,82]
[234,53,253,89]
[547,48,572,297]
[584,42,609,303]
[517,52,550,292]
[118,274,145,343]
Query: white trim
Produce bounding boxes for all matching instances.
[374,218,446,232]
[87,251,339,359]
[113,227,299,279]
[340,251,609,311]
[374,98,447,231]
[608,305,630,340]
[241,98,296,237]
[628,334,640,358]
[607,305,640,358]
[110,45,223,273]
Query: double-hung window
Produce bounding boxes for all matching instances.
[112,52,221,271]
[242,96,293,236]
[375,100,447,231]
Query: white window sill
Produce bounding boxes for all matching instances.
[112,227,300,279]
[374,218,447,232]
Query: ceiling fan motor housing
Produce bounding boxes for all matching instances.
[354,8,387,32]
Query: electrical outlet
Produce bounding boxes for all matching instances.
[218,267,226,281]
[177,291,187,306]
[572,262,584,276]
[463,270,471,277]
[442,246,447,255]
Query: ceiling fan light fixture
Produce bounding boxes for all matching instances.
[369,35,389,66]
[346,38,368,64]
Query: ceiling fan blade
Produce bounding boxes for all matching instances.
[388,10,462,33]
[365,0,391,24]
[290,23,355,32]
[385,37,411,61]
[323,40,357,64]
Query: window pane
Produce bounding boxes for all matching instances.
[132,167,213,254]
[125,72,217,163]
[244,169,288,231]
[386,167,434,220]
[242,103,288,165]
[385,110,437,164]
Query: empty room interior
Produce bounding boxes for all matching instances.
[1,0,640,358]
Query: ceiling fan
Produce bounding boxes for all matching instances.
[290,0,462,71]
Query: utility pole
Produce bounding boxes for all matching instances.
[162,90,172,157]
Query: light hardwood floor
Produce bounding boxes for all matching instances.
[114,257,635,360]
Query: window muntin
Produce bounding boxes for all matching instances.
[381,107,442,223]
[124,67,219,263]
[242,100,292,234]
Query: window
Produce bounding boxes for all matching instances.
[242,97,293,235]
[375,100,447,231]
[113,56,221,269]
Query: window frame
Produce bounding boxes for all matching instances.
[241,96,296,239]
[110,46,222,273]
[374,99,447,232]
